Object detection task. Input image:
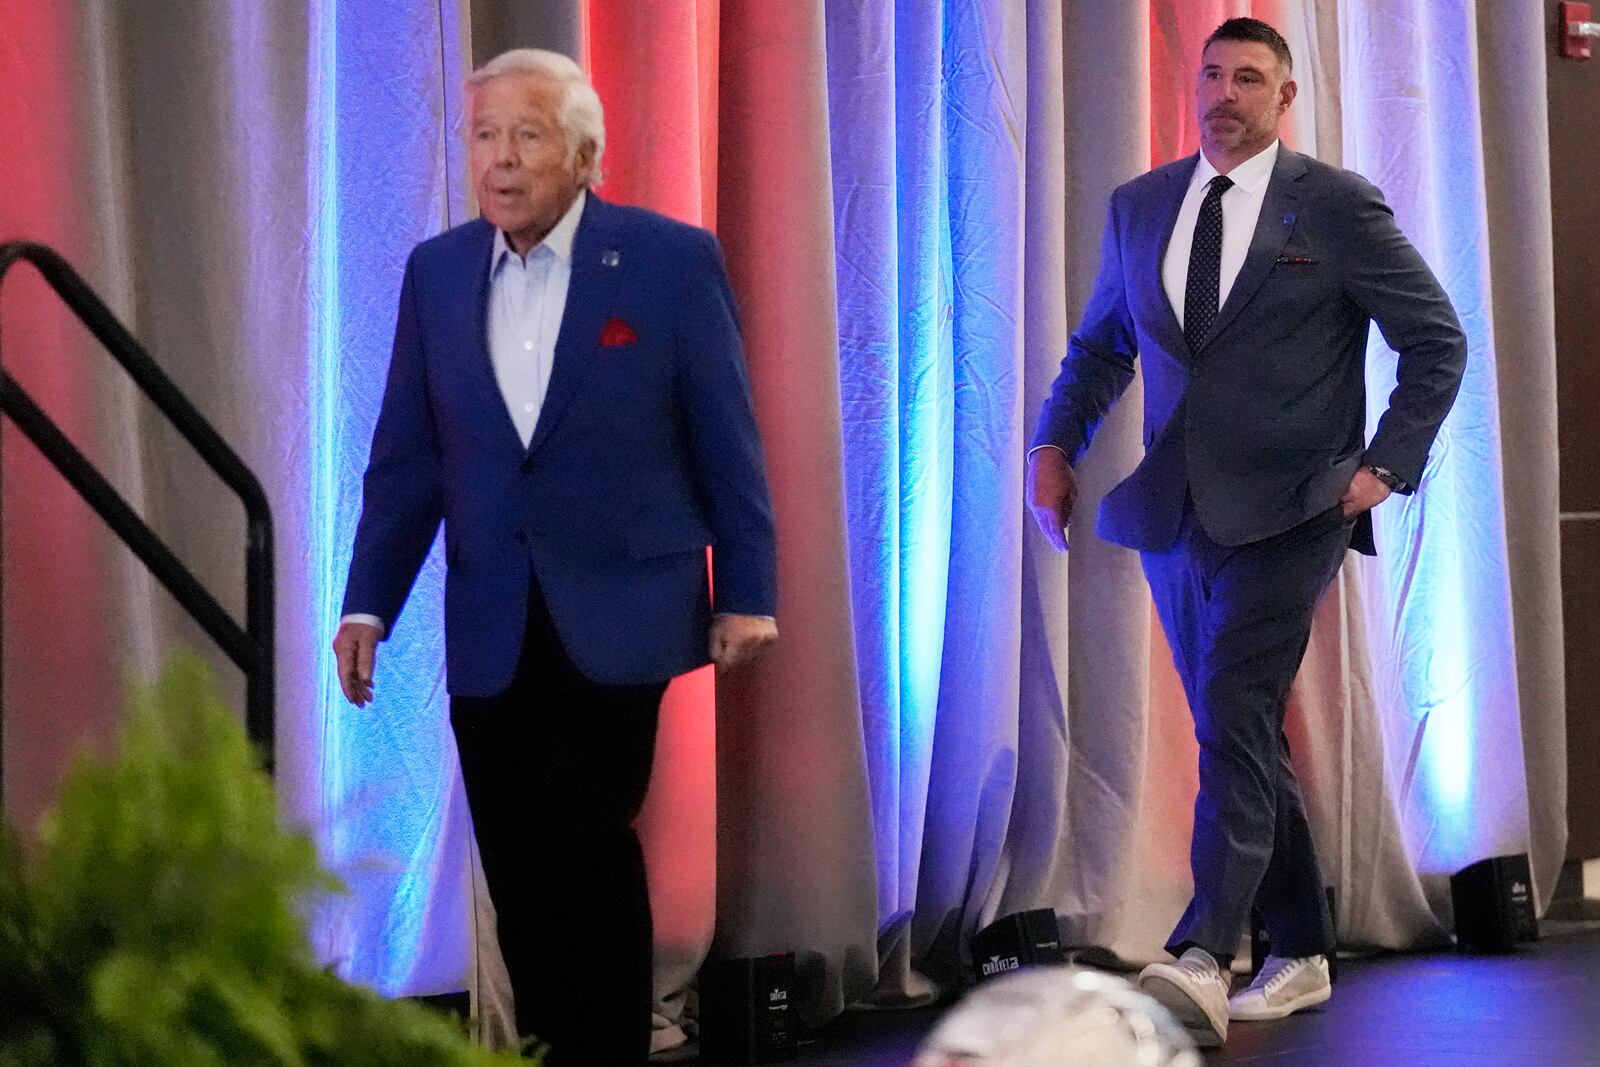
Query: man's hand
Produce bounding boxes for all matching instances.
[1027,447,1077,552]
[709,613,778,674]
[333,621,383,707]
[1340,467,1393,518]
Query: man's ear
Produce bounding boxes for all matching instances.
[1279,77,1299,115]
[574,141,598,185]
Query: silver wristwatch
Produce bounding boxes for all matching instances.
[1365,465,1404,491]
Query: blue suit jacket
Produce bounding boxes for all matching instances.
[1034,147,1466,554]
[342,196,777,694]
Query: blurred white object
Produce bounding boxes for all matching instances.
[912,965,1201,1067]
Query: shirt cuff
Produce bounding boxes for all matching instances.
[714,613,776,624]
[340,613,387,638]
[1028,444,1070,461]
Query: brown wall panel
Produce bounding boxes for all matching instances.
[470,1,582,68]
[1550,4,1600,514]
[1549,2,1600,860]
[1562,523,1600,858]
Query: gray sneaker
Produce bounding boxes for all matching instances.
[1228,954,1331,1021]
[1138,947,1230,1048]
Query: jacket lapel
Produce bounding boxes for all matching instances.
[1195,146,1306,351]
[528,194,623,456]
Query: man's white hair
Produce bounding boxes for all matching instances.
[466,49,606,186]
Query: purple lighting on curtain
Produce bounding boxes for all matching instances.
[304,0,471,996]
[910,0,1027,964]
[826,0,1028,969]
[825,0,953,934]
[307,0,345,863]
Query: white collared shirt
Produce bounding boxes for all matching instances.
[1162,140,1280,331]
[489,189,586,447]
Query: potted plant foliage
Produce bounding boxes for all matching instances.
[0,655,536,1066]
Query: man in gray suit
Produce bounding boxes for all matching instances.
[1027,18,1464,1048]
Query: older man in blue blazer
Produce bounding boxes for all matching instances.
[333,49,777,1065]
[1028,18,1464,1049]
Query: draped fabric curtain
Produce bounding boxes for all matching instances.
[0,0,1564,1053]
[1,2,128,844]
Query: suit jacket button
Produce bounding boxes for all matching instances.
[519,457,534,474]
[514,530,528,544]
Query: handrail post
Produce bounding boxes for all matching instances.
[246,513,276,775]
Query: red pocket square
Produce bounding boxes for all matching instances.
[600,317,638,347]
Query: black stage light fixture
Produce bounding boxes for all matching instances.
[1451,853,1539,953]
[968,908,1066,984]
[699,952,797,1064]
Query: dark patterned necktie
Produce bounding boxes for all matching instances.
[1183,174,1233,351]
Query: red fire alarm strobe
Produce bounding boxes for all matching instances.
[1562,1,1600,59]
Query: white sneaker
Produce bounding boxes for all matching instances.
[1228,954,1332,1021]
[1138,947,1230,1049]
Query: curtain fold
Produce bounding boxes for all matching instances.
[0,1,126,842]
[989,0,1072,942]
[302,0,474,996]
[908,0,1031,983]
[822,0,949,1003]
[1019,0,1157,964]
[1341,0,1534,894]
[713,0,880,1026]
[1471,0,1567,909]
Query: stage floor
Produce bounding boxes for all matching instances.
[783,920,1600,1067]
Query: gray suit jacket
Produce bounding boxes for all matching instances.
[1034,147,1466,555]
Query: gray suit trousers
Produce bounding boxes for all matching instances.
[1142,496,1352,961]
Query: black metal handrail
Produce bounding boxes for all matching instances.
[0,241,275,783]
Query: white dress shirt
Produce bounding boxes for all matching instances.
[1161,139,1279,330]
[489,190,584,447]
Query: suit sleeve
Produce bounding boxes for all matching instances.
[1340,177,1467,491]
[340,252,445,633]
[674,228,778,618]
[1032,194,1140,464]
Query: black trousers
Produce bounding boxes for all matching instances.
[1141,498,1354,961]
[450,578,666,1065]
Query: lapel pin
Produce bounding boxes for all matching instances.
[601,249,621,268]
[1283,212,1296,226]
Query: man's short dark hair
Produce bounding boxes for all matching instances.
[1205,17,1293,76]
